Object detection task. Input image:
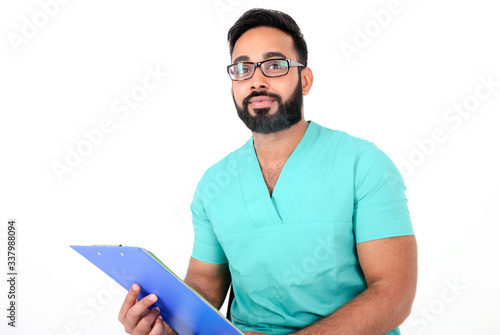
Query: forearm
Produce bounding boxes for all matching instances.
[183,258,231,310]
[290,281,412,335]
[184,278,228,310]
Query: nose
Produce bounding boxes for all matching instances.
[250,66,269,91]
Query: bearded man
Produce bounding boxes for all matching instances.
[118,8,417,335]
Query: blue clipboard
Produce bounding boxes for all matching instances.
[70,245,243,335]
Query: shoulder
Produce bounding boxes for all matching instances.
[310,122,403,188]
[311,121,385,161]
[196,138,251,187]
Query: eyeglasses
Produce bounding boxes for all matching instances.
[227,58,304,81]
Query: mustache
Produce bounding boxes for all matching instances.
[242,91,283,106]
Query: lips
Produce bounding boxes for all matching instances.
[242,91,282,111]
[248,96,275,108]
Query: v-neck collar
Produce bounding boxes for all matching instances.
[236,121,321,227]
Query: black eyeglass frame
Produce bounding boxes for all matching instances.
[227,58,304,81]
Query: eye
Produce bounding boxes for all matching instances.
[235,63,251,74]
[266,60,288,71]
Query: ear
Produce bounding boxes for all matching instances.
[300,67,314,96]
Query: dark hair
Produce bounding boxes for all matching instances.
[227,8,308,67]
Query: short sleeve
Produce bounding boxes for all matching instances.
[353,141,414,243]
[190,174,228,264]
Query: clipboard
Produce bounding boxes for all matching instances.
[70,245,243,335]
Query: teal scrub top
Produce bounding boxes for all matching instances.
[191,121,413,335]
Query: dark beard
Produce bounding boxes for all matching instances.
[233,78,303,134]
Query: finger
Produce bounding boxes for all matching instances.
[118,283,141,323]
[134,307,161,334]
[147,315,164,335]
[161,317,179,335]
[126,293,158,323]
[153,315,180,335]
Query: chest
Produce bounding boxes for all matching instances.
[260,163,285,195]
[205,152,355,237]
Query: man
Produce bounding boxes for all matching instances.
[118,8,417,335]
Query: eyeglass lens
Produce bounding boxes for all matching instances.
[229,59,289,80]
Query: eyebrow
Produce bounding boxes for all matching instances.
[233,51,288,64]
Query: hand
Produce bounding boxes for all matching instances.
[118,283,178,335]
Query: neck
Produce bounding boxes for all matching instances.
[252,119,309,166]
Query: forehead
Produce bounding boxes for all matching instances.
[231,26,297,62]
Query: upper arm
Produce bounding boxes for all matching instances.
[189,173,231,309]
[356,235,418,312]
[184,257,231,309]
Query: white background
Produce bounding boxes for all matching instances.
[1,0,499,334]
